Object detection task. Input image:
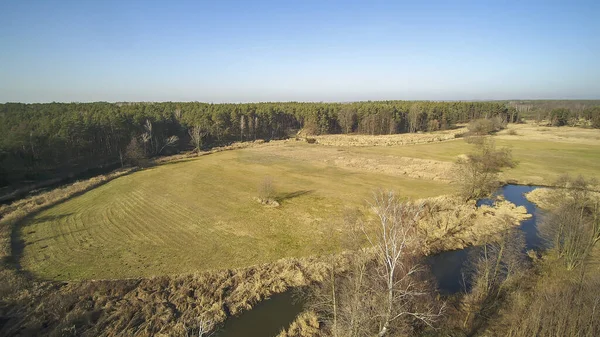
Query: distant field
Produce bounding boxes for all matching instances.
[19,125,600,280]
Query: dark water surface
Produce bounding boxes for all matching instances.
[427,184,543,294]
[215,291,304,337]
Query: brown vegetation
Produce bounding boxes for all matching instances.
[0,256,343,336]
[536,175,600,270]
[124,138,149,167]
[496,121,600,145]
[480,244,600,337]
[500,273,600,336]
[257,176,280,206]
[455,174,600,336]
[460,231,528,331]
[188,125,208,152]
[276,311,322,337]
[419,195,530,254]
[467,117,506,136]
[454,138,516,200]
[307,192,445,337]
[310,127,465,147]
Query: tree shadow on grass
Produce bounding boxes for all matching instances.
[275,190,314,204]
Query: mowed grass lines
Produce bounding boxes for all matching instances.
[19,149,453,280]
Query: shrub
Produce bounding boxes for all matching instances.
[538,175,600,270]
[258,176,277,204]
[467,117,505,136]
[592,114,600,129]
[427,119,441,132]
[507,129,518,136]
[302,118,320,136]
[124,138,149,167]
[305,138,317,144]
[454,138,516,200]
[549,108,571,126]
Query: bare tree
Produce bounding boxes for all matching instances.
[257,176,278,206]
[408,104,421,133]
[248,114,254,140]
[338,107,357,134]
[240,115,246,141]
[307,194,444,336]
[462,228,527,329]
[124,137,148,167]
[158,135,179,154]
[185,318,214,337]
[367,191,444,336]
[467,117,506,136]
[453,138,515,200]
[539,175,600,270]
[308,210,374,337]
[189,126,207,152]
[141,119,153,155]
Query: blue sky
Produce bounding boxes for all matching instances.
[1,0,599,103]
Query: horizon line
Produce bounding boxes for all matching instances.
[3,98,600,105]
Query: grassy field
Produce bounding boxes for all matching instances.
[18,125,600,280]
[19,149,453,280]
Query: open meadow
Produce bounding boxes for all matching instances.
[17,124,600,281]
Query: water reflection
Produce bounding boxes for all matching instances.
[428,184,543,294]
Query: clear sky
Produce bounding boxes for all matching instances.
[1,0,599,103]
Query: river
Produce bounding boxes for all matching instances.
[214,291,304,337]
[215,184,544,335]
[427,184,543,294]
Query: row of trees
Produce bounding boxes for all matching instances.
[1,101,517,186]
[506,100,600,126]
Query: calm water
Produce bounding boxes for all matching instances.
[427,184,543,294]
[215,291,304,337]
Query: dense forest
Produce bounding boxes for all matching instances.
[1,100,598,188]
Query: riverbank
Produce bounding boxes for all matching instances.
[420,195,531,254]
[525,186,600,210]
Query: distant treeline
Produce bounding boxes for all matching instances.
[505,100,600,125]
[0,100,569,186]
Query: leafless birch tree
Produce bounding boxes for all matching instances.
[189,126,207,152]
[367,191,444,336]
[309,192,444,337]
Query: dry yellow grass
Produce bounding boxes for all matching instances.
[526,187,600,210]
[1,254,346,337]
[496,122,600,145]
[277,310,321,337]
[310,127,465,147]
[420,196,530,253]
[524,188,554,209]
